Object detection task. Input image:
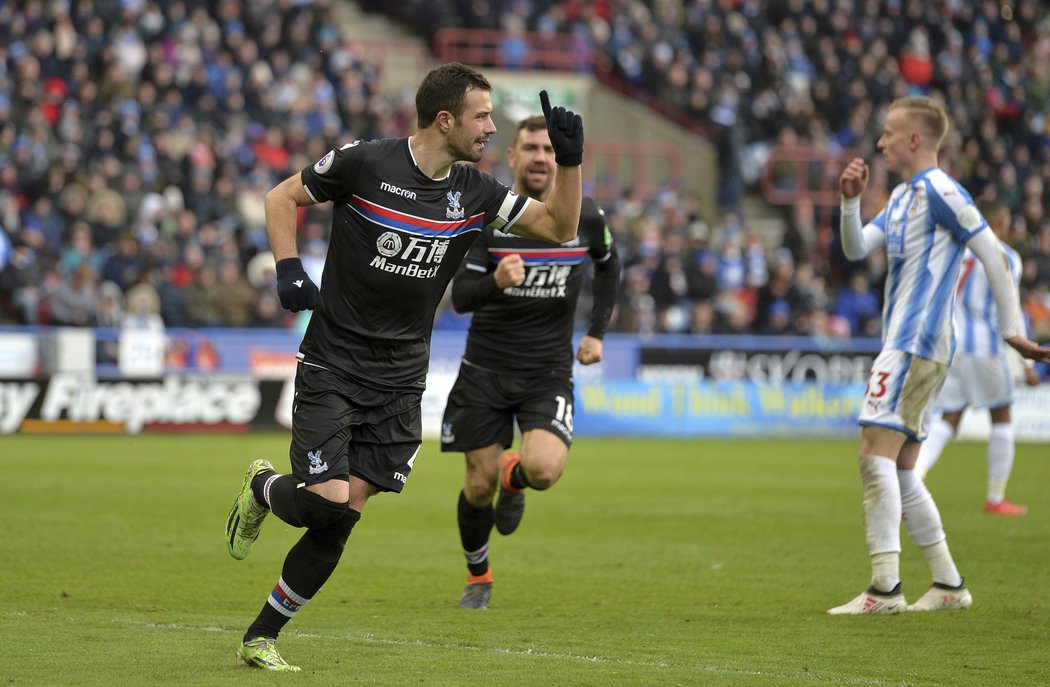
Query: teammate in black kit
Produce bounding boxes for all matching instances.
[224,63,585,671]
[441,116,620,610]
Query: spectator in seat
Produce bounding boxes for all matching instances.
[835,270,881,336]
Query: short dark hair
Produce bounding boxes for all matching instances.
[415,62,492,129]
[512,115,547,146]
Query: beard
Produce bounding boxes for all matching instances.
[516,166,554,199]
[517,174,548,198]
[448,128,483,163]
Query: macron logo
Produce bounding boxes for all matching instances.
[380,182,417,200]
[293,280,304,288]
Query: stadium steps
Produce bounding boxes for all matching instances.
[335,2,434,95]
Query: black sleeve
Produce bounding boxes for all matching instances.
[582,198,611,261]
[450,231,500,313]
[581,198,620,339]
[588,242,620,339]
[300,140,367,203]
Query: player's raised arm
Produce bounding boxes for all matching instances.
[968,228,1050,362]
[265,173,320,312]
[511,91,583,244]
[838,158,885,261]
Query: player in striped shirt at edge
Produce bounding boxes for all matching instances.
[914,199,1040,515]
[829,96,1050,616]
[223,63,586,671]
[440,116,620,610]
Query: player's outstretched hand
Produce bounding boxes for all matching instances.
[275,257,320,312]
[540,90,584,167]
[1006,335,1050,364]
[839,157,869,199]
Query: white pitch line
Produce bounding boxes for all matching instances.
[110,617,892,686]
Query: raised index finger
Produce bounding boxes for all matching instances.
[539,90,552,121]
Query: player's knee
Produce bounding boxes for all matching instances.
[524,458,564,490]
[464,458,498,502]
[296,488,353,532]
[464,473,497,504]
[308,508,361,555]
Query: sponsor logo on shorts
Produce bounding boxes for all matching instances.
[441,422,455,444]
[393,471,407,484]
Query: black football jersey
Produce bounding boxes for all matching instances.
[298,138,530,389]
[459,197,612,375]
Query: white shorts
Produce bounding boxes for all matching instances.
[936,353,1012,412]
[858,349,949,441]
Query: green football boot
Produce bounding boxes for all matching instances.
[237,637,301,672]
[225,459,274,560]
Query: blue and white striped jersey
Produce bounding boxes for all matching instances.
[867,167,987,363]
[953,241,1022,357]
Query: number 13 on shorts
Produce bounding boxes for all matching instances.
[865,370,890,398]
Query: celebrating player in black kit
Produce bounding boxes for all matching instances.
[441,116,620,610]
[224,63,585,671]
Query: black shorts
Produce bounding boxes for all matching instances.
[289,361,422,493]
[440,359,574,453]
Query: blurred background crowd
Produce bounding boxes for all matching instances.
[1,0,1049,344]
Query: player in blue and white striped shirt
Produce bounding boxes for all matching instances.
[828,96,1050,617]
[914,200,1040,515]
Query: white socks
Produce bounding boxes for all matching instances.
[898,469,962,587]
[898,469,944,547]
[857,457,965,591]
[860,456,901,592]
[913,418,1016,504]
[914,418,954,480]
[987,423,1015,504]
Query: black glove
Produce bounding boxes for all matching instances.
[540,90,584,167]
[275,257,320,312]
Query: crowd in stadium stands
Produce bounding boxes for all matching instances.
[1,0,1049,345]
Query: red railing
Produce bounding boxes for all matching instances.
[760,145,858,207]
[433,28,594,71]
[432,28,713,142]
[584,139,683,199]
[760,145,867,257]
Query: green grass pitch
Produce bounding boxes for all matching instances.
[2,434,1048,686]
